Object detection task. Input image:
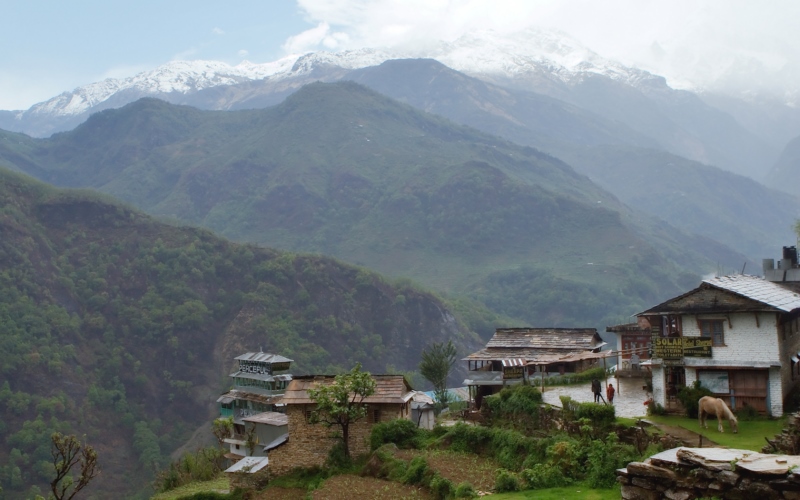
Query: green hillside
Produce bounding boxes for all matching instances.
[0,82,733,327]
[0,167,480,498]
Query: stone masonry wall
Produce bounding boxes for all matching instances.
[268,402,408,476]
[618,446,800,500]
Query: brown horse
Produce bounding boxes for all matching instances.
[698,396,738,433]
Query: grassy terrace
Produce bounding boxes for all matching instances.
[645,414,787,451]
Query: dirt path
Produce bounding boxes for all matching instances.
[646,422,718,448]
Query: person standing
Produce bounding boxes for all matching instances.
[591,378,601,403]
[607,383,615,403]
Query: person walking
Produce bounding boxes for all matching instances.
[591,378,602,403]
[607,383,615,403]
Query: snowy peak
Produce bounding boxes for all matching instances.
[29,57,300,117]
[20,27,667,120]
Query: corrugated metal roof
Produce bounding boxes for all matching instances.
[242,412,289,426]
[216,395,235,404]
[235,352,294,364]
[229,372,293,382]
[224,456,269,473]
[279,375,413,405]
[263,433,288,451]
[703,275,800,312]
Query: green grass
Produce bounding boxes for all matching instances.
[486,484,619,499]
[150,477,230,500]
[647,414,786,451]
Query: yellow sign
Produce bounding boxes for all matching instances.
[652,337,712,360]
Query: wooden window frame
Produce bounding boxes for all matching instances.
[699,319,725,347]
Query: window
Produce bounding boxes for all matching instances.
[369,408,381,423]
[700,320,725,346]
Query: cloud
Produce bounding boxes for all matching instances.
[288,0,800,95]
[238,49,249,58]
[212,27,225,35]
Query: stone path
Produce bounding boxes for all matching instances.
[540,377,650,418]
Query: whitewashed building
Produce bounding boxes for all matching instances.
[638,249,800,416]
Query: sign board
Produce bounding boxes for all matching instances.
[503,366,523,379]
[652,336,713,361]
[653,337,684,360]
[683,338,713,358]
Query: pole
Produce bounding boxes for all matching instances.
[541,365,545,394]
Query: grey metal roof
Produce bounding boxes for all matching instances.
[229,372,293,382]
[217,395,235,404]
[263,433,288,451]
[703,275,800,312]
[242,412,289,426]
[462,371,504,386]
[224,456,269,473]
[235,352,294,364]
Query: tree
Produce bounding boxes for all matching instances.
[212,417,233,449]
[307,363,376,458]
[419,340,457,411]
[50,433,99,500]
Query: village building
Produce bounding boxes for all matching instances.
[222,411,289,462]
[606,322,651,377]
[216,351,293,439]
[463,327,606,409]
[637,247,800,416]
[267,374,414,476]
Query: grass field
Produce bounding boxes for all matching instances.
[150,476,229,500]
[486,484,620,499]
[646,414,786,451]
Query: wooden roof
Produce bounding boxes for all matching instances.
[463,328,605,362]
[639,275,800,316]
[279,374,414,405]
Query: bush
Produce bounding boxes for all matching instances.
[646,400,666,416]
[585,433,638,488]
[677,381,714,418]
[440,423,540,471]
[482,384,543,432]
[576,402,616,428]
[429,473,455,499]
[521,463,571,489]
[370,418,422,451]
[454,481,477,498]
[494,469,520,493]
[402,456,430,485]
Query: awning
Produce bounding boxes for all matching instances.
[217,395,235,404]
[502,358,525,367]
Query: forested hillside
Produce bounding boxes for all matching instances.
[0,168,480,498]
[0,82,742,329]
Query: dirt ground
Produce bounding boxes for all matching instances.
[312,475,432,499]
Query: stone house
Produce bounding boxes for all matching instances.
[637,250,800,416]
[223,411,288,462]
[268,374,414,476]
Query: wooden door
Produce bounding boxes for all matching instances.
[727,370,768,413]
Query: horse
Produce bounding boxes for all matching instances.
[698,396,738,433]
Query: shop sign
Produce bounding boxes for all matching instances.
[503,366,523,379]
[652,336,713,360]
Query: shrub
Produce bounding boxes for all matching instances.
[736,403,760,421]
[576,402,615,428]
[370,418,422,451]
[482,384,544,432]
[540,366,609,386]
[646,400,666,416]
[440,423,540,471]
[429,473,455,499]
[677,381,714,418]
[585,433,638,488]
[402,456,430,485]
[521,463,571,489]
[454,481,477,498]
[494,469,520,492]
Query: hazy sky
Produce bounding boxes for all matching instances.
[2,0,798,110]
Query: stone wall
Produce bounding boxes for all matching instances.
[618,447,800,499]
[268,402,408,476]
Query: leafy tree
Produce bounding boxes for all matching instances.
[49,433,99,500]
[307,363,376,458]
[419,340,457,410]
[211,417,233,449]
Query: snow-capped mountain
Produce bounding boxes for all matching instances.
[10,28,658,121]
